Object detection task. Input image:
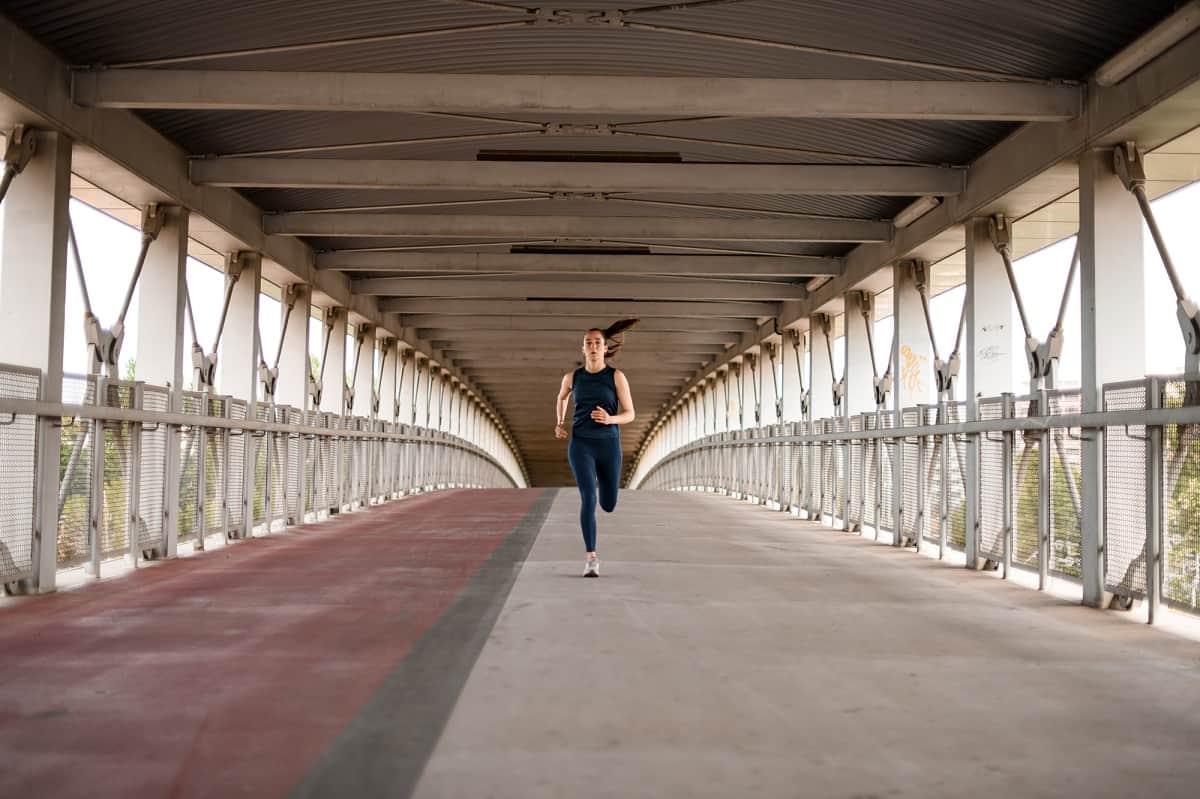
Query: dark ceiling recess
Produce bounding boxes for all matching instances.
[477,149,683,163]
[511,244,652,255]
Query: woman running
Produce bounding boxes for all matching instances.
[555,321,638,577]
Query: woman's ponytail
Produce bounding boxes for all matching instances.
[601,318,640,359]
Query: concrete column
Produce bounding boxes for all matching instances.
[412,355,425,427]
[275,283,310,410]
[845,292,877,415]
[892,262,934,543]
[781,328,805,422]
[318,308,346,415]
[395,348,412,423]
[810,316,835,421]
[965,220,1016,401]
[761,340,781,426]
[964,218,1018,566]
[349,325,375,418]
[136,207,189,390]
[134,204,189,558]
[1079,147,1147,608]
[892,262,934,409]
[423,362,436,428]
[0,130,71,591]
[217,252,261,402]
[216,252,260,537]
[380,339,398,422]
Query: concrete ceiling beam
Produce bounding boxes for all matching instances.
[380,298,777,317]
[274,213,888,244]
[193,159,964,196]
[74,71,1081,122]
[354,277,806,301]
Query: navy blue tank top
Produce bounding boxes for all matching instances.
[572,366,619,439]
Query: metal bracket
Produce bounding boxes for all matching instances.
[1,126,37,206]
[547,191,609,201]
[543,123,614,137]
[534,8,626,26]
[2,125,37,174]
[193,344,217,390]
[1113,141,1146,193]
[258,363,279,400]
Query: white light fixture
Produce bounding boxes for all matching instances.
[893,195,942,229]
[1095,0,1200,87]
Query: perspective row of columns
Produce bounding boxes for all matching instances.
[638,146,1148,609]
[0,130,523,586]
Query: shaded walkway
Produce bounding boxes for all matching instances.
[1,488,1199,798]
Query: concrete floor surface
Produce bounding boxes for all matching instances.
[413,489,1200,799]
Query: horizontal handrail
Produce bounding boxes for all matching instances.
[636,403,1200,482]
[0,396,510,478]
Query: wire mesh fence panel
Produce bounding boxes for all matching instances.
[781,425,795,508]
[864,414,878,531]
[285,408,302,522]
[0,365,40,583]
[921,406,941,546]
[1104,380,1150,599]
[137,385,169,553]
[320,413,335,507]
[1160,376,1200,613]
[978,398,1008,564]
[252,404,270,527]
[227,400,246,537]
[834,417,847,521]
[58,374,96,567]
[879,412,895,534]
[101,381,137,559]
[203,397,229,537]
[820,421,834,519]
[849,416,864,527]
[1012,396,1041,572]
[1047,391,1083,579]
[338,424,352,505]
[176,392,203,543]
[945,403,968,551]
[901,408,919,543]
[269,409,287,524]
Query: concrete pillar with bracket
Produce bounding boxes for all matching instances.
[217,251,260,538]
[892,261,934,544]
[0,129,72,591]
[135,205,189,558]
[1078,146,1147,609]
[318,307,347,415]
[964,218,1018,567]
[275,283,311,411]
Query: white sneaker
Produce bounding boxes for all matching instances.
[584,556,599,577]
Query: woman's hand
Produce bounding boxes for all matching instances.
[554,422,568,439]
[590,407,612,425]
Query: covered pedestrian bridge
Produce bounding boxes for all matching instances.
[2,2,1200,796]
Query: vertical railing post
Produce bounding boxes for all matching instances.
[1146,377,1163,623]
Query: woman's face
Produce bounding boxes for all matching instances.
[582,331,606,360]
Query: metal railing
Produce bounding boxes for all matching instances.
[637,377,1200,620]
[0,363,514,590]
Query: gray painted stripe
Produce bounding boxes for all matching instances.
[289,488,557,799]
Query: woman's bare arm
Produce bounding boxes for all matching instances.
[590,369,636,426]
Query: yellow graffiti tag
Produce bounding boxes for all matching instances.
[901,345,927,396]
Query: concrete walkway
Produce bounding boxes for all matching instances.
[414,489,1200,799]
[2,487,1199,798]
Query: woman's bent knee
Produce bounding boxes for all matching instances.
[599,497,617,513]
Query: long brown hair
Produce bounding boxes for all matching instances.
[588,318,640,359]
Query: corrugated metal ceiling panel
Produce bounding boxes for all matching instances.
[5,0,1177,80]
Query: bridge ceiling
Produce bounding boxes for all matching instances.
[3,0,1181,485]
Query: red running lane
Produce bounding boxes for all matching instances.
[0,488,545,799]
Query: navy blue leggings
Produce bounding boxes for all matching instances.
[567,435,622,553]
